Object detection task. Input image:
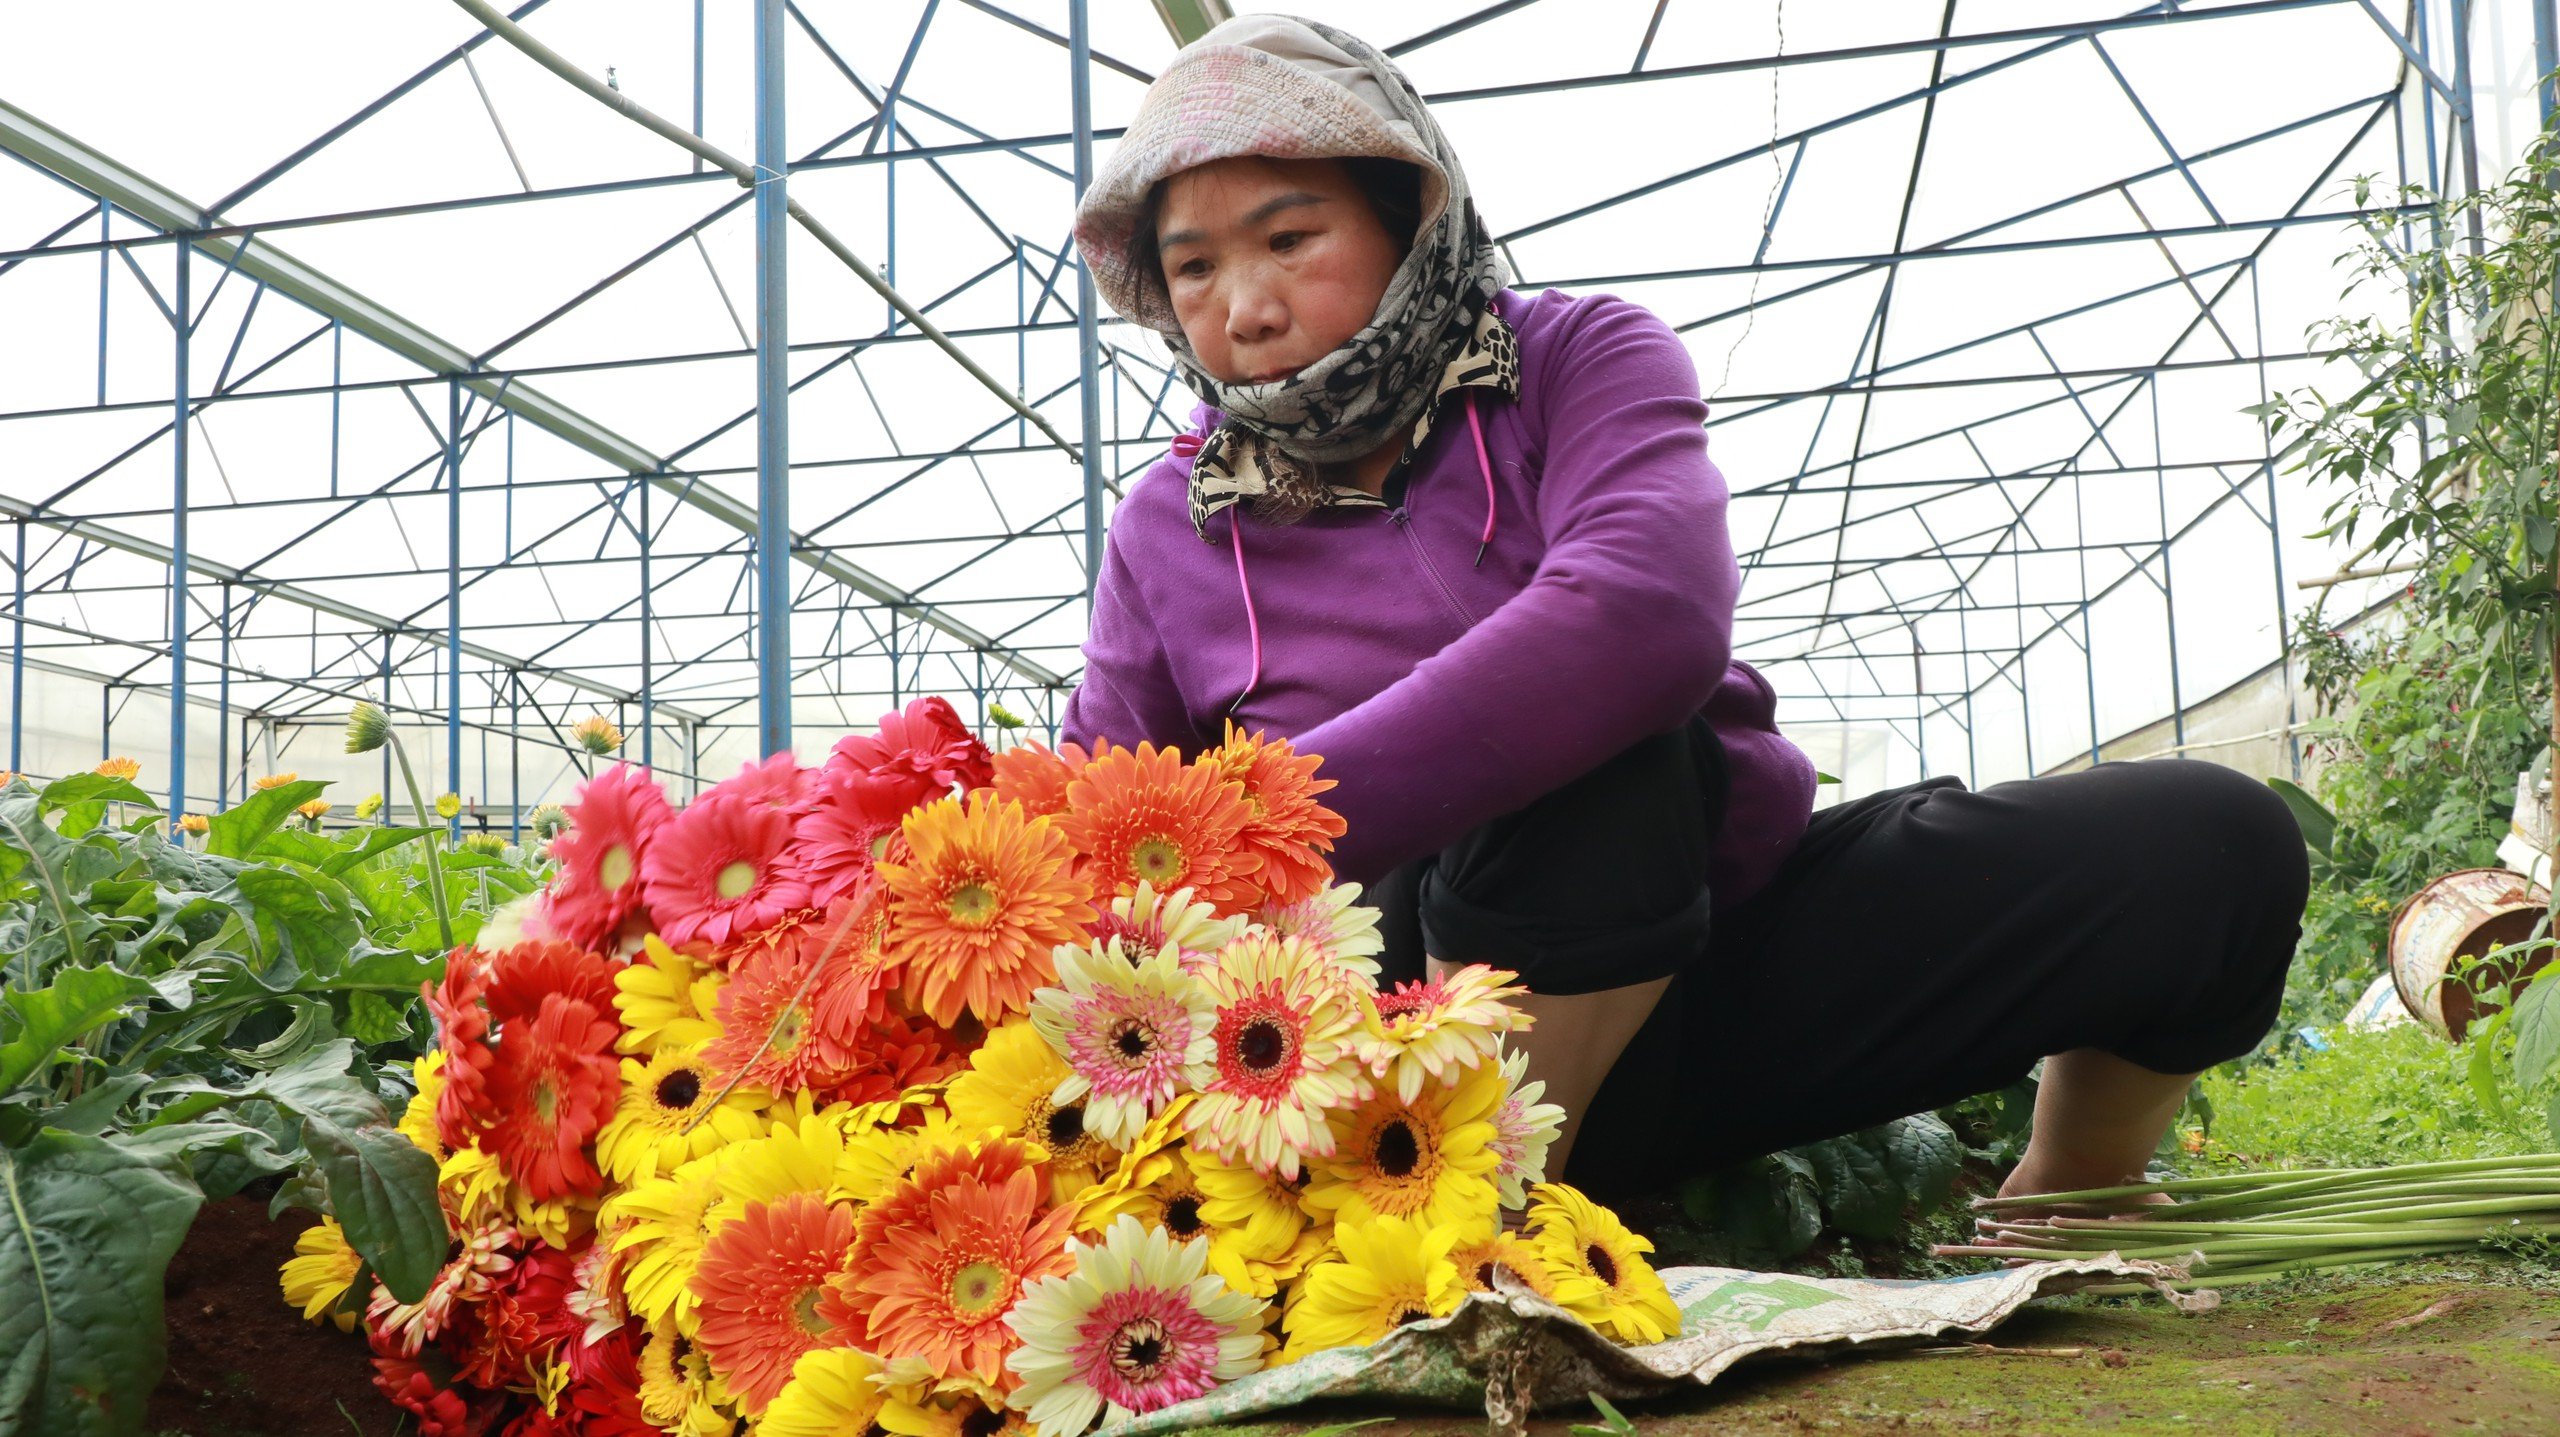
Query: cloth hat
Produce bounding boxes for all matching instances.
[1074,13,1456,334]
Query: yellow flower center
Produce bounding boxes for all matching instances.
[1130,836,1186,884]
[599,844,634,892]
[534,1077,559,1126]
[769,1005,807,1057]
[793,1286,831,1336]
[949,1259,1009,1317]
[948,880,998,925]
[715,860,758,900]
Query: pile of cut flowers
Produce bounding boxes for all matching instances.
[285,699,1682,1436]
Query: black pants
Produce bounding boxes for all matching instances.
[1370,717,2311,1199]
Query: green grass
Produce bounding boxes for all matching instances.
[2197,1024,2550,1169]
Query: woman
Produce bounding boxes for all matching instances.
[1064,15,2308,1204]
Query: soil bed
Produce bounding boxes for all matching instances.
[149,1194,394,1437]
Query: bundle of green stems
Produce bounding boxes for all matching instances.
[1935,1154,2560,1288]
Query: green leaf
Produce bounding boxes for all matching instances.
[0,967,153,1094]
[2266,776,2339,857]
[1687,1151,1822,1256]
[321,826,435,877]
[1814,770,1841,786]
[205,780,328,860]
[2510,968,2560,1090]
[1797,1130,1905,1240]
[0,1129,203,1437]
[228,865,364,977]
[1875,1111,1965,1211]
[301,1114,443,1303]
[0,788,107,969]
[1299,1421,1393,1437]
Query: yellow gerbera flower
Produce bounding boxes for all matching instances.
[1450,1217,1562,1303]
[597,1042,769,1184]
[1188,1141,1310,1265]
[1300,1059,1504,1231]
[1280,1213,1463,1360]
[713,1108,852,1214]
[96,756,141,781]
[435,792,462,820]
[615,934,727,1056]
[1073,1105,1207,1242]
[1209,1222,1330,1303]
[1525,1182,1680,1344]
[946,1017,1116,1204]
[760,1347,885,1437]
[399,1050,449,1163]
[875,1389,1038,1437]
[606,1149,733,1329]
[252,769,296,790]
[572,714,627,756]
[831,1107,999,1206]
[438,1145,586,1248]
[278,1216,363,1332]
[637,1309,738,1435]
[1353,963,1530,1104]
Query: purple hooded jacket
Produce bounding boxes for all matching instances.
[1062,286,1818,905]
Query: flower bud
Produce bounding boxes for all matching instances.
[345,701,391,754]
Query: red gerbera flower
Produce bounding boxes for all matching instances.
[988,740,1090,819]
[1204,724,1347,909]
[433,941,623,1169]
[706,750,811,815]
[825,696,992,809]
[483,996,623,1200]
[640,791,812,948]
[821,1010,968,1108]
[791,768,917,908]
[544,765,672,952]
[692,1191,859,1416]
[428,955,496,1153]
[1056,743,1260,913]
[450,1241,577,1389]
[368,1327,506,1437]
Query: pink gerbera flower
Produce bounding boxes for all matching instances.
[1028,938,1217,1147]
[825,695,992,810]
[544,764,672,951]
[1005,1215,1266,1432]
[791,768,916,908]
[708,750,812,815]
[639,791,811,947]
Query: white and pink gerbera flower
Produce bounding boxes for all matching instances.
[1089,880,1248,971]
[1488,1045,1568,1210]
[1250,882,1384,978]
[1004,1214,1266,1434]
[1187,933,1370,1179]
[1354,963,1532,1104]
[1029,939,1218,1148]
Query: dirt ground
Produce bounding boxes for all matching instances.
[149,1195,390,1437]
[1166,1264,2560,1436]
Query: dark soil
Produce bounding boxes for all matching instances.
[149,1196,400,1437]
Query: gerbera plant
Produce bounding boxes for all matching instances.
[291,697,1686,1436]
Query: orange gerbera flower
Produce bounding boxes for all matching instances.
[690,1190,858,1416]
[841,1163,1076,1389]
[701,925,859,1096]
[1056,743,1259,913]
[879,792,1093,1027]
[1204,724,1346,910]
[987,740,1090,819]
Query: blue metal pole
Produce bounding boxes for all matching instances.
[9,524,23,774]
[2537,0,2557,133]
[754,0,793,758]
[1071,0,1105,604]
[168,241,190,827]
[216,584,230,812]
[448,377,464,841]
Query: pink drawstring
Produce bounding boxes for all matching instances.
[1228,506,1263,714]
[1463,389,1497,567]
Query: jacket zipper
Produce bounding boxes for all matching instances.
[1392,507,1478,627]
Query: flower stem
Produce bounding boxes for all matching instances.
[387,731,456,951]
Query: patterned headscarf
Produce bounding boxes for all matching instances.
[1071,14,1518,537]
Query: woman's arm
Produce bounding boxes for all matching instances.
[1295,296,1738,885]
[1062,499,1205,756]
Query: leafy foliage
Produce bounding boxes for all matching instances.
[1675,1112,1967,1260]
[0,771,539,1436]
[2194,1023,2548,1169]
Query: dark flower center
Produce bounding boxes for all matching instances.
[1396,1308,1432,1326]
[1046,1102,1087,1147]
[1478,1262,1500,1288]
[1237,1018,1287,1072]
[1114,1021,1153,1060]
[1164,1195,1206,1237]
[1113,1320,1171,1379]
[1374,1118,1422,1178]
[654,1068,702,1110]
[961,1409,1008,1437]
[1587,1243,1619,1287]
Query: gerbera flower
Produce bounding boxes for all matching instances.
[691,1191,859,1415]
[701,927,859,1096]
[544,763,672,951]
[1029,939,1217,1148]
[1354,964,1531,1104]
[1090,881,1247,969]
[1488,1046,1568,1210]
[877,1391,1037,1437]
[450,1240,576,1389]
[807,882,899,1044]
[1203,724,1346,909]
[1281,1214,1464,1359]
[573,714,627,755]
[793,768,917,907]
[880,791,1093,1027]
[708,749,810,814]
[1301,1059,1504,1230]
[760,1346,887,1437]
[249,767,290,789]
[598,1042,769,1184]
[1006,1214,1267,1432]
[1251,882,1384,973]
[826,1135,1044,1339]
[1057,744,1259,912]
[95,755,142,781]
[636,1311,736,1434]
[614,935,726,1056]
[366,1215,521,1357]
[715,1109,856,1216]
[482,990,625,1201]
[947,1019,1116,1203]
[605,1151,731,1328]
[1525,1182,1680,1344]
[828,694,993,809]
[1450,1218,1561,1303]
[642,790,813,948]
[399,1049,450,1163]
[369,1330,506,1437]
[987,739,1089,818]
[279,1216,363,1332]
[296,798,332,823]
[1188,1142,1311,1280]
[831,1107,981,1206]
[438,1145,587,1249]
[1187,933,1370,1179]
[842,1163,1077,1388]
[1070,1104,1202,1238]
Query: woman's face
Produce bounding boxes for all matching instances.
[1154,156,1407,386]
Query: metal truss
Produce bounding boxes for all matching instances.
[0,0,2530,828]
